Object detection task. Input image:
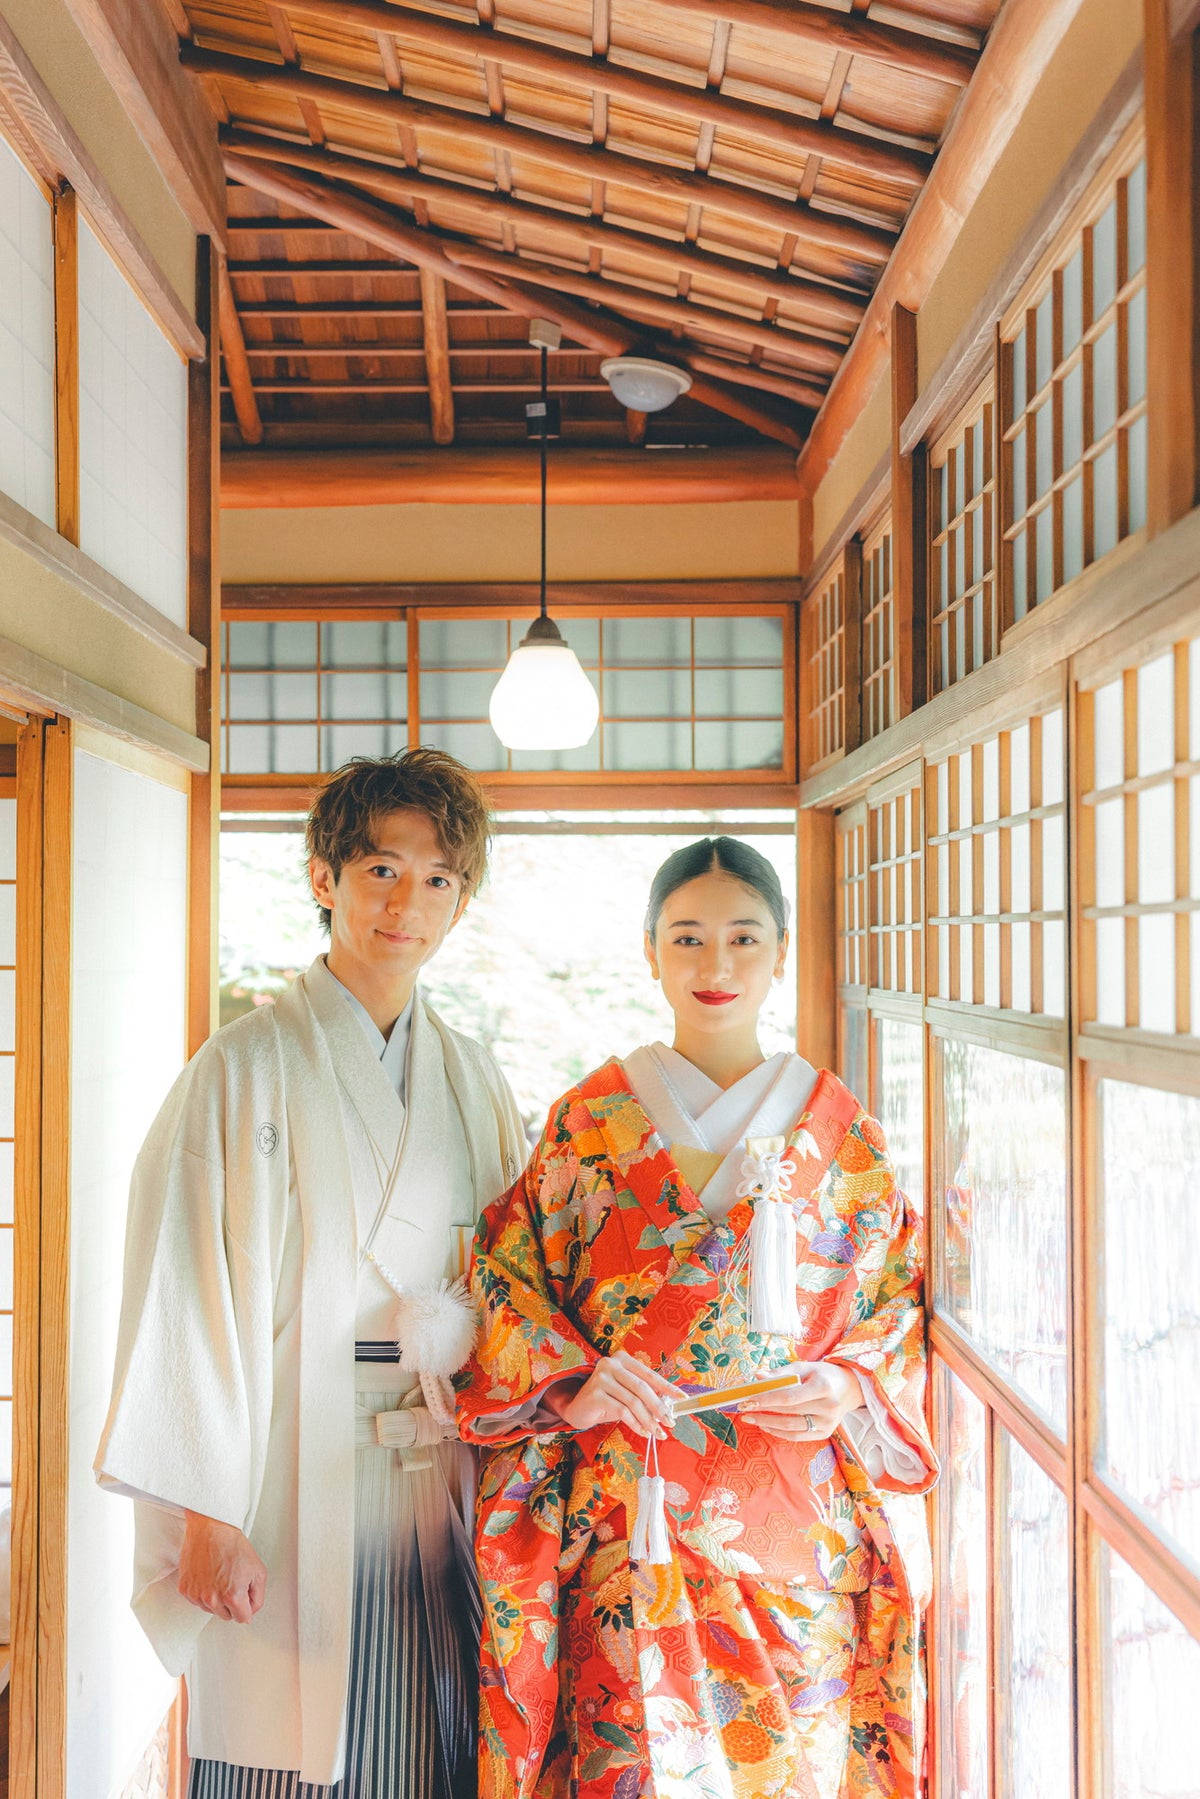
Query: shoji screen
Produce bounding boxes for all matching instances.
[67,745,187,1797]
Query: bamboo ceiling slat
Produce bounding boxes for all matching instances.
[176,0,1001,451]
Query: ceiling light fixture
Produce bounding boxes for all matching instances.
[600,355,693,412]
[488,320,601,752]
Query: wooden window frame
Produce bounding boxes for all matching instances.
[859,512,896,746]
[928,380,1000,697]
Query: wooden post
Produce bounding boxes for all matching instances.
[796,807,837,1069]
[891,303,927,716]
[52,187,79,547]
[1144,0,1200,532]
[188,240,222,1062]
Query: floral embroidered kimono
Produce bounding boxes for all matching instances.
[457,1047,936,1799]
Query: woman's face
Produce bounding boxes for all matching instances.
[645,870,787,1037]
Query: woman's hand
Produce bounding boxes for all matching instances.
[739,1360,864,1443]
[547,1350,685,1439]
[179,1510,268,1623]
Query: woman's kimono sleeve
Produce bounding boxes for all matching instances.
[457,1109,599,1448]
[824,1117,937,1496]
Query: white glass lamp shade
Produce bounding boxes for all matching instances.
[599,356,693,412]
[489,616,600,750]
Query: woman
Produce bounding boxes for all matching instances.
[457,839,936,1799]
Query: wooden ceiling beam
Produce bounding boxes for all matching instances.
[220,444,802,506]
[453,246,843,372]
[217,256,264,443]
[276,0,936,182]
[182,46,903,264]
[221,130,869,330]
[235,302,501,316]
[636,0,980,85]
[797,0,1089,494]
[224,153,808,445]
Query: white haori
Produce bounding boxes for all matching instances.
[622,1043,924,1486]
[94,958,526,1785]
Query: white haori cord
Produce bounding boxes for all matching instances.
[630,1431,672,1566]
[365,1250,481,1429]
[737,1146,803,1336]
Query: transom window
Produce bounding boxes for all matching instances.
[930,385,998,692]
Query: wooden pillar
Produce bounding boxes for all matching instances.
[1145,0,1200,531]
[796,807,837,1070]
[52,188,79,547]
[891,302,926,715]
[187,239,222,1061]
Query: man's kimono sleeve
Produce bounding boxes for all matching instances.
[457,1121,599,1447]
[95,1048,275,1537]
[825,1118,937,1496]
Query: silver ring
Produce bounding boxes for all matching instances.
[804,1413,816,1433]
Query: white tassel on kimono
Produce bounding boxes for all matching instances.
[630,1434,672,1566]
[365,1255,482,1426]
[737,1148,802,1336]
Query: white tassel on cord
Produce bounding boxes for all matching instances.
[366,1253,482,1429]
[736,1146,802,1336]
[629,1433,672,1566]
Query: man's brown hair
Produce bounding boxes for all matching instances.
[305,748,493,931]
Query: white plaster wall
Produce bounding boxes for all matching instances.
[0,132,56,529]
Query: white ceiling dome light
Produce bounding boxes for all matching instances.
[600,356,693,412]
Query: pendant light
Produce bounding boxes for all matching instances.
[488,321,601,752]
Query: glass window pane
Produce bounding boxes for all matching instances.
[419,669,501,720]
[876,1016,924,1209]
[1126,161,1147,273]
[1092,199,1119,318]
[555,616,600,666]
[266,622,317,667]
[1137,780,1175,903]
[694,720,783,771]
[939,1040,1068,1429]
[321,723,407,766]
[1035,507,1055,606]
[1011,526,1028,621]
[1100,1080,1200,1565]
[0,1142,12,1226]
[1093,442,1120,561]
[1062,361,1084,470]
[419,721,505,771]
[1095,916,1126,1026]
[1061,249,1083,354]
[603,617,691,665]
[1094,796,1125,908]
[322,671,407,721]
[996,1436,1071,1799]
[694,667,784,719]
[1102,1541,1200,1799]
[603,721,692,771]
[604,667,691,719]
[1035,290,1054,390]
[840,1003,868,1098]
[419,618,508,667]
[1009,326,1027,424]
[1128,413,1147,537]
[1126,285,1147,408]
[226,620,271,667]
[1138,911,1175,1034]
[509,738,602,773]
[321,619,406,667]
[1061,477,1083,585]
[935,1365,988,1799]
[1041,708,1064,807]
[1011,424,1028,518]
[1033,402,1054,498]
[694,615,783,666]
[1092,323,1119,440]
[1093,678,1125,790]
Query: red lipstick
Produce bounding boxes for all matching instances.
[694,990,737,1005]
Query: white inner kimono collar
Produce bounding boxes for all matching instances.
[321,957,414,1101]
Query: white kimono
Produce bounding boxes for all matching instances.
[95,957,526,1785]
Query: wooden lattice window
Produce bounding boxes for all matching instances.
[802,553,853,772]
[869,778,922,996]
[861,516,895,742]
[930,384,998,693]
[927,702,1067,1017]
[835,803,868,1099]
[1001,131,1147,620]
[1079,639,1200,1036]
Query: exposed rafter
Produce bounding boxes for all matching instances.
[221,129,869,333]
[183,42,928,206]
[277,0,941,177]
[224,153,811,445]
[217,255,264,443]
[638,0,981,84]
[418,269,454,445]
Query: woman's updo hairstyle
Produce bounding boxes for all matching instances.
[645,837,788,938]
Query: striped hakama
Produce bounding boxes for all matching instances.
[189,1381,481,1799]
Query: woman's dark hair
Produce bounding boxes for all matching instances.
[645,837,788,938]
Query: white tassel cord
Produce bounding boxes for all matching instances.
[736,1148,802,1336]
[365,1252,481,1375]
[629,1434,672,1566]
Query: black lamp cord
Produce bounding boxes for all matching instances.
[539,343,548,622]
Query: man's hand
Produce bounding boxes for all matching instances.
[547,1350,684,1440]
[179,1510,267,1623]
[740,1360,864,1443]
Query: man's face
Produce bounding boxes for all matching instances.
[309,806,468,991]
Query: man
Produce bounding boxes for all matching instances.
[96,749,526,1798]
